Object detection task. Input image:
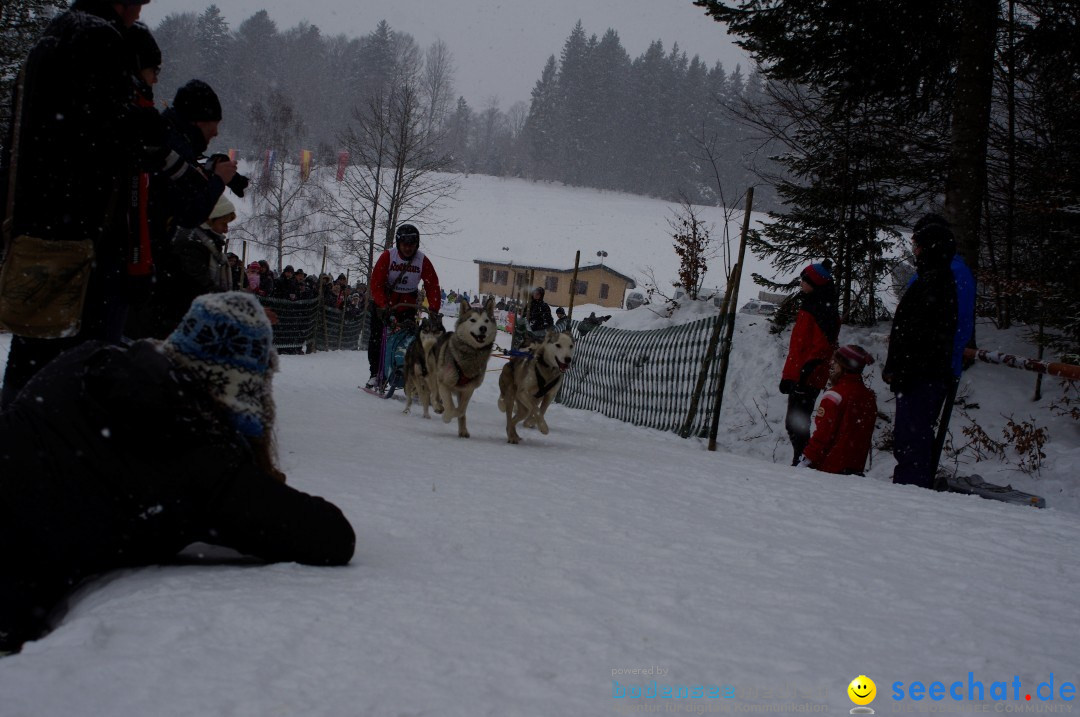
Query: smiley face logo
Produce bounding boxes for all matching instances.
[848,675,877,706]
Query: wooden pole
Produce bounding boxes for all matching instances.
[679,272,739,438]
[317,245,329,351]
[708,187,753,451]
[566,250,581,324]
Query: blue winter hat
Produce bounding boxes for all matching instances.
[162,292,277,436]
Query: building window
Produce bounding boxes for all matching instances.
[495,270,509,286]
[480,268,493,283]
[600,283,609,300]
[575,280,588,295]
[545,276,559,292]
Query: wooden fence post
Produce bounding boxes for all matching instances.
[567,251,581,324]
[708,187,754,451]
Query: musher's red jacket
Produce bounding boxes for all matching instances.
[370,247,441,314]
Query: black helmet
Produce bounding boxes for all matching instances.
[395,224,420,246]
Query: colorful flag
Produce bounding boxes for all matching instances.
[336,151,349,182]
[300,149,313,181]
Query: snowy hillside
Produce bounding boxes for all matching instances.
[2,176,1078,715]
[233,170,777,306]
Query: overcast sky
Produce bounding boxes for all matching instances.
[140,0,750,110]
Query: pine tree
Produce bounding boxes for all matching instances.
[196,5,231,88]
[523,55,559,181]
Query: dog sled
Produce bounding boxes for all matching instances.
[361,304,442,399]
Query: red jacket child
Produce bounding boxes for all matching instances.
[781,262,840,392]
[801,345,878,475]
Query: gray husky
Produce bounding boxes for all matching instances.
[497,329,574,444]
[429,297,497,438]
[403,316,447,418]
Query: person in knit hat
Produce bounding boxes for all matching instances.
[246,262,266,296]
[884,215,959,489]
[779,259,840,465]
[798,345,878,475]
[148,79,237,262]
[0,292,355,654]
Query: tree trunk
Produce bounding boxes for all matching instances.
[944,0,999,272]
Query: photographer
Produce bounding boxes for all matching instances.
[128,80,250,339]
[154,81,242,243]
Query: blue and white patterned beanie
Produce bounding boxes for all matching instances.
[162,292,277,437]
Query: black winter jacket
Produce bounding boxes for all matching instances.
[0,0,140,261]
[0,341,354,649]
[883,250,958,392]
[527,300,554,333]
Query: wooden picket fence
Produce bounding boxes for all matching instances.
[557,316,723,437]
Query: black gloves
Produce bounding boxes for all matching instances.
[779,379,796,395]
[227,173,249,198]
[204,153,250,197]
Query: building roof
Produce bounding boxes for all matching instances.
[473,259,636,289]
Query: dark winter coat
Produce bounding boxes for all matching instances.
[884,247,958,392]
[0,0,144,282]
[0,341,355,650]
[146,107,226,270]
[782,286,840,392]
[802,373,878,475]
[527,299,554,333]
[126,226,231,339]
[274,274,299,300]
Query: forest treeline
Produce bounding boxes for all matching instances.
[3,2,1078,362]
[140,9,772,210]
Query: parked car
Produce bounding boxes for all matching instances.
[624,291,646,310]
[740,299,779,316]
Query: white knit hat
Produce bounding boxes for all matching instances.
[206,194,236,222]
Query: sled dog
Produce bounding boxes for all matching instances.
[497,329,574,444]
[430,297,497,437]
[403,316,447,418]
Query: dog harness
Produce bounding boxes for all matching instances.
[533,362,560,399]
[452,357,478,387]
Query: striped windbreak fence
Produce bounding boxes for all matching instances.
[256,296,368,352]
[314,305,369,351]
[557,315,724,436]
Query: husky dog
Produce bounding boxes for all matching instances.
[402,316,447,418]
[430,297,497,438]
[497,329,574,444]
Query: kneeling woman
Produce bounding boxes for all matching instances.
[0,293,355,653]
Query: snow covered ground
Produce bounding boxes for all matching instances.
[1,307,1078,715]
[1,175,1078,715]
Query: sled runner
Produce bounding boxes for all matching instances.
[943,472,1046,509]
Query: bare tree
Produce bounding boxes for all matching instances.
[234,93,332,271]
[323,90,394,281]
[422,39,456,134]
[381,80,459,247]
[325,43,459,285]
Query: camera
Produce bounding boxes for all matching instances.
[203,153,250,198]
